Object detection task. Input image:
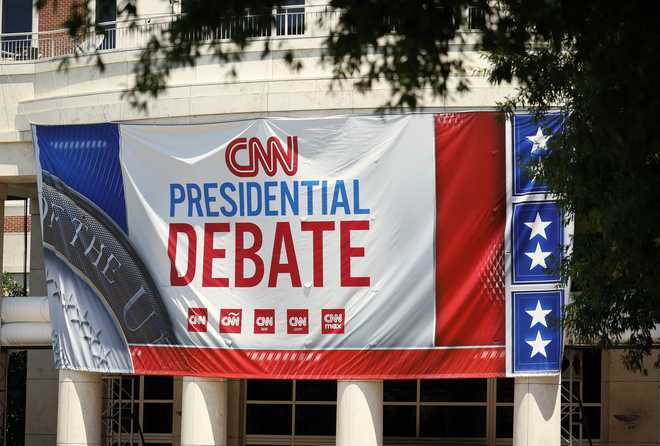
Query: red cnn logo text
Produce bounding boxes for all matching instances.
[187,308,208,332]
[219,309,242,333]
[254,309,275,334]
[321,309,345,334]
[287,309,308,334]
[225,136,298,177]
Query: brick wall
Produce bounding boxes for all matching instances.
[39,0,77,32]
[38,0,89,57]
[4,216,30,233]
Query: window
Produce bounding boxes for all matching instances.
[245,379,336,445]
[5,350,27,446]
[466,5,486,31]
[495,378,514,439]
[244,354,602,446]
[95,0,117,50]
[1,0,34,60]
[102,375,176,446]
[562,348,602,443]
[276,0,305,36]
[384,379,489,439]
[1,0,32,34]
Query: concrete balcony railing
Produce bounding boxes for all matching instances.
[0,5,340,64]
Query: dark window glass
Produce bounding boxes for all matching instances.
[295,404,336,435]
[562,408,591,440]
[95,0,116,50]
[467,5,485,30]
[496,406,514,438]
[420,379,487,402]
[296,380,336,401]
[95,0,116,22]
[246,404,292,435]
[142,403,173,433]
[1,0,32,34]
[247,379,293,401]
[6,350,27,446]
[583,406,601,440]
[112,403,139,433]
[562,380,581,402]
[496,378,514,403]
[582,349,602,403]
[384,380,416,402]
[143,376,173,400]
[116,376,139,400]
[383,405,416,437]
[420,406,486,437]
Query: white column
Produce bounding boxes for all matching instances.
[181,376,228,446]
[336,380,383,446]
[56,369,102,446]
[513,375,561,446]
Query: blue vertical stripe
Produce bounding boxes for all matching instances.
[35,123,128,233]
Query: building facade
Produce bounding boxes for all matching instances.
[0,1,657,445]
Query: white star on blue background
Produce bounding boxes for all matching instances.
[526,127,551,153]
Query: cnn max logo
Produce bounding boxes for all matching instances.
[219,309,242,333]
[321,309,345,334]
[254,309,275,334]
[287,309,308,334]
[225,135,298,177]
[187,308,208,332]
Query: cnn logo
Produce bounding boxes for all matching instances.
[220,309,242,333]
[287,309,308,334]
[254,309,275,334]
[187,308,208,332]
[322,309,345,334]
[225,135,298,177]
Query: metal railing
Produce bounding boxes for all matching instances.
[0,6,316,63]
[0,5,482,64]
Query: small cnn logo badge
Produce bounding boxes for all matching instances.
[187,308,208,332]
[322,309,345,334]
[254,309,275,334]
[219,309,242,333]
[287,309,308,334]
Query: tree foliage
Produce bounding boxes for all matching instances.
[481,1,660,371]
[46,0,660,369]
[2,273,25,297]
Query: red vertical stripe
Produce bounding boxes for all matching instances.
[435,113,506,347]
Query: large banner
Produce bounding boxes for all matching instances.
[34,113,568,378]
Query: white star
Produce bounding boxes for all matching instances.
[526,330,552,358]
[524,212,552,240]
[525,300,552,328]
[525,242,552,270]
[526,127,551,153]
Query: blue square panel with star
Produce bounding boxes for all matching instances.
[513,112,564,195]
[512,201,563,284]
[513,290,563,374]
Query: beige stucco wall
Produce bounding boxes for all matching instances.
[601,350,660,445]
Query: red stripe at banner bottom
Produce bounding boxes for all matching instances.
[130,345,505,379]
